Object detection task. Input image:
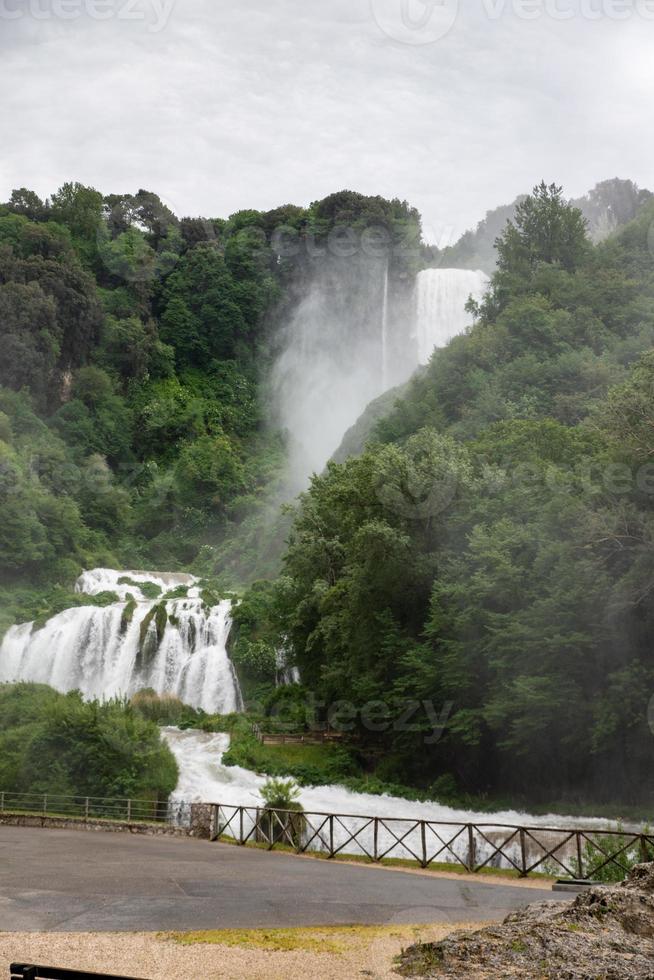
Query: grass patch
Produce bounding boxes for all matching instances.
[216,834,554,880]
[220,723,358,786]
[166,924,407,953]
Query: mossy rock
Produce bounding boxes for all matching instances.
[163,585,189,600]
[120,597,137,634]
[119,576,162,600]
[136,601,168,671]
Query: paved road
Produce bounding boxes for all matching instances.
[0,826,568,932]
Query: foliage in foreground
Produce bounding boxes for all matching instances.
[0,682,178,801]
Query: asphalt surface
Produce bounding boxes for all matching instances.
[0,826,569,932]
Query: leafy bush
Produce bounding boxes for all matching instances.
[0,682,178,801]
[572,827,654,883]
[260,776,301,809]
[130,689,186,725]
[258,777,305,847]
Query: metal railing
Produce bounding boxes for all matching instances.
[0,791,188,826]
[208,802,654,880]
[11,965,148,979]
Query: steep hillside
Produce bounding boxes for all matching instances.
[258,183,654,806]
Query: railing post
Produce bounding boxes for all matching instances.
[85,797,90,820]
[329,814,334,858]
[42,794,47,816]
[420,821,427,868]
[467,824,476,872]
[239,806,244,845]
[127,799,132,822]
[1,791,4,812]
[373,817,379,862]
[577,831,584,879]
[639,834,650,864]
[519,828,527,877]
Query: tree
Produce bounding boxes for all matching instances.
[496,181,589,276]
[0,281,60,407]
[50,182,103,242]
[6,188,49,222]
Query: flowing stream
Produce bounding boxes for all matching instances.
[162,726,615,866]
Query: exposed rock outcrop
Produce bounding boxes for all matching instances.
[396,863,654,979]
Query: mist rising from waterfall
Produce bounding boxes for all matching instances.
[270,260,490,492]
[271,253,414,493]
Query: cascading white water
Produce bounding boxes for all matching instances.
[271,252,420,492]
[273,262,490,489]
[415,268,489,363]
[381,259,389,390]
[162,727,616,864]
[0,569,243,714]
[77,568,198,600]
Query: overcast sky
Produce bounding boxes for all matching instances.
[1,0,653,242]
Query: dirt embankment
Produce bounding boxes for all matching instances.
[397,862,654,979]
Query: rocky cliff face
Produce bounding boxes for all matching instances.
[396,863,654,979]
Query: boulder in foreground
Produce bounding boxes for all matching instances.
[396,862,654,979]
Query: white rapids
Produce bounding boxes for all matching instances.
[163,726,618,866]
[0,569,243,714]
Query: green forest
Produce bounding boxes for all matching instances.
[244,182,654,806]
[1,179,654,808]
[0,184,419,630]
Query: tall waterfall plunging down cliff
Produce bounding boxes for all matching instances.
[271,253,416,492]
[0,569,243,714]
[415,268,489,364]
[272,259,489,490]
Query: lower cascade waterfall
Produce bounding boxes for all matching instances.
[0,568,243,714]
[415,268,489,363]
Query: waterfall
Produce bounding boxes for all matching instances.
[381,259,389,390]
[0,569,243,714]
[272,260,490,489]
[271,253,413,492]
[415,268,489,363]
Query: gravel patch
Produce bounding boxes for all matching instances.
[0,923,489,980]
